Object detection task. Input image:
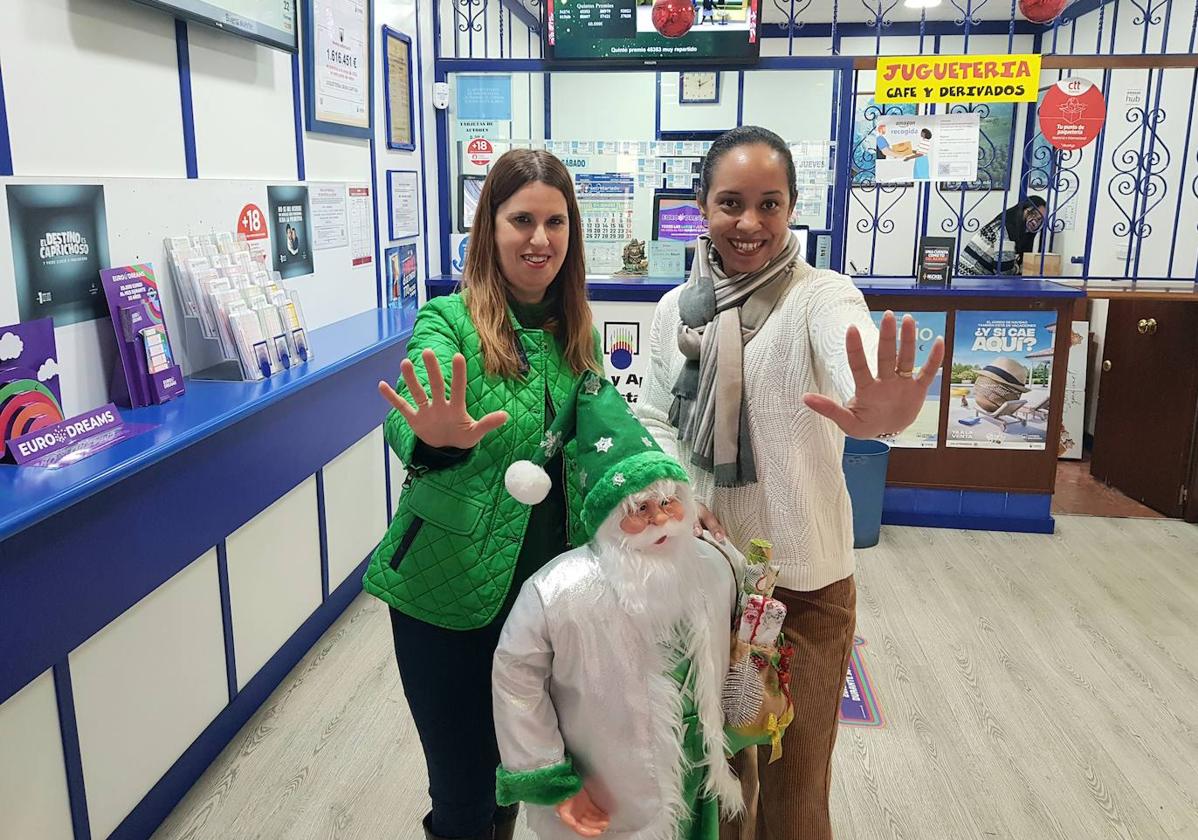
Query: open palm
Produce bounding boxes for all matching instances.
[378,349,508,449]
[804,311,946,439]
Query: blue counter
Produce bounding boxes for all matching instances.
[0,308,413,840]
[427,273,1084,303]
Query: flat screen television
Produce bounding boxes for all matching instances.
[126,0,297,52]
[545,0,760,65]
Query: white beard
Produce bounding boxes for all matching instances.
[593,504,701,646]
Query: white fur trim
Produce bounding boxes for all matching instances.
[641,640,690,840]
[505,460,551,504]
[690,594,746,817]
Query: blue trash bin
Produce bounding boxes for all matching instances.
[842,438,890,549]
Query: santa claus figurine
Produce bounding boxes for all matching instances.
[494,372,744,839]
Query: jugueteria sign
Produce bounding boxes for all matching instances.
[874,54,1042,104]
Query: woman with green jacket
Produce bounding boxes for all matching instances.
[362,149,602,840]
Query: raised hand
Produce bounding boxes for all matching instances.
[378,349,509,450]
[803,311,945,440]
[555,787,610,837]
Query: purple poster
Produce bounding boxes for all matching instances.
[656,201,708,243]
[0,318,65,459]
[100,264,183,408]
[7,402,153,470]
[839,637,884,727]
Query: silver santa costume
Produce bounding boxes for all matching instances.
[492,536,744,840]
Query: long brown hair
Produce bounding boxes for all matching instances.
[463,149,597,379]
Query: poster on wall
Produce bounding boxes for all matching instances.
[947,311,1056,450]
[0,318,65,459]
[456,75,513,121]
[590,302,654,406]
[310,185,349,250]
[267,186,315,279]
[870,311,945,449]
[386,241,419,319]
[305,0,370,137]
[1039,77,1106,151]
[576,173,635,243]
[383,26,414,151]
[450,233,470,275]
[875,113,980,184]
[347,185,373,267]
[7,184,110,326]
[388,170,420,240]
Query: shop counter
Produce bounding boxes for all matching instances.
[0,308,412,840]
[430,274,1084,534]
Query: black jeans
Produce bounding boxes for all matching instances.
[390,606,510,838]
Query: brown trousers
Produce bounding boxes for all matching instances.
[720,575,857,840]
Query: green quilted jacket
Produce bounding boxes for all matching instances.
[362,293,601,630]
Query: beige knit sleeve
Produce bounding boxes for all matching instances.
[806,272,881,405]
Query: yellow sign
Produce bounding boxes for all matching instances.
[875,54,1042,104]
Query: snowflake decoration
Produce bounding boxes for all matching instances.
[595,437,614,453]
[613,473,626,486]
[579,469,588,488]
[584,376,602,396]
[540,430,562,456]
[641,436,653,447]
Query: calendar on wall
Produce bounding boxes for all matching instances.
[575,173,635,243]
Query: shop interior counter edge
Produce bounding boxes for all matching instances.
[427,274,1085,302]
[0,308,415,543]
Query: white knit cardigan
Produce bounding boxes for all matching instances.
[637,260,880,592]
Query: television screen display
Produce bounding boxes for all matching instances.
[128,0,297,52]
[652,192,707,269]
[545,0,760,65]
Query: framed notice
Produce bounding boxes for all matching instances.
[383,26,415,151]
[303,0,372,139]
[387,170,420,241]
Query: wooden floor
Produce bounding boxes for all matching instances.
[1053,455,1166,519]
[153,516,1198,840]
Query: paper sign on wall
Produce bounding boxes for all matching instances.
[309,186,349,250]
[1039,78,1106,151]
[875,113,979,184]
[875,54,1041,104]
[347,185,373,267]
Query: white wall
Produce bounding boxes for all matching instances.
[0,0,418,412]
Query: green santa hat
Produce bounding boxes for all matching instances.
[504,371,689,542]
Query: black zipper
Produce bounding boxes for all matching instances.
[388,516,424,570]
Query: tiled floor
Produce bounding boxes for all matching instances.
[1053,453,1166,519]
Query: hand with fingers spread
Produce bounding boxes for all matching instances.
[555,788,611,838]
[803,310,946,440]
[378,348,509,450]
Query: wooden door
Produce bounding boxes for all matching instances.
[1091,300,1198,517]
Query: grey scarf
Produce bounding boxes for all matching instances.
[670,233,802,487]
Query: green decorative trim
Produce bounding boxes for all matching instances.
[581,450,690,543]
[496,759,584,806]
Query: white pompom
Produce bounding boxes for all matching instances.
[505,460,551,504]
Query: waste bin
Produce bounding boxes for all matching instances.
[842,438,890,549]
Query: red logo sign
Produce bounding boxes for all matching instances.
[467,138,493,166]
[237,204,269,240]
[1039,78,1106,151]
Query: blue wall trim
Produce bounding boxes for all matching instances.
[291,52,306,181]
[105,554,374,840]
[316,470,330,600]
[413,0,433,283]
[52,661,93,840]
[881,487,1055,534]
[174,19,199,179]
[0,53,11,176]
[215,542,238,704]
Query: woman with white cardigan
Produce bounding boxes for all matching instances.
[638,126,944,840]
